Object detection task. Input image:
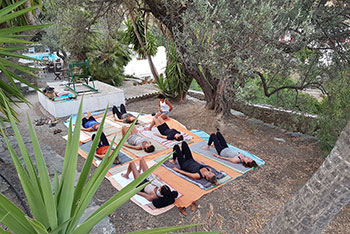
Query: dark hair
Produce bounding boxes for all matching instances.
[157,94,165,99]
[160,185,178,199]
[175,135,183,141]
[208,175,218,185]
[144,145,155,153]
[242,160,259,168]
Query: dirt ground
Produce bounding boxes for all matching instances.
[4,93,350,233]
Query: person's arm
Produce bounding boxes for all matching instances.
[137,191,157,201]
[173,167,201,179]
[213,153,239,163]
[154,133,167,139]
[114,118,124,122]
[166,99,173,112]
[158,100,161,112]
[94,153,104,160]
[81,127,94,132]
[123,144,142,150]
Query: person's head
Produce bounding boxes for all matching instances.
[242,160,259,169]
[144,143,155,153]
[206,172,218,185]
[160,185,178,199]
[157,94,166,100]
[174,133,183,141]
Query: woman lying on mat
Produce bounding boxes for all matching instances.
[91,132,120,164]
[147,115,183,141]
[112,104,137,124]
[202,130,258,168]
[121,126,155,153]
[170,141,218,185]
[81,112,100,132]
[156,94,173,119]
[122,158,178,208]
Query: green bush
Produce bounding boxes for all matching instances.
[87,36,131,86]
[155,44,190,99]
[239,77,321,114]
[317,71,350,154]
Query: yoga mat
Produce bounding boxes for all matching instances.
[189,141,251,174]
[190,129,266,167]
[162,159,231,190]
[138,124,194,148]
[79,140,133,166]
[151,152,242,208]
[106,132,169,159]
[107,160,182,215]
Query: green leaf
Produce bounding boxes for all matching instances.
[0,46,31,51]
[0,50,41,62]
[72,107,108,212]
[0,5,41,25]
[0,194,36,234]
[67,113,140,232]
[0,0,28,18]
[0,108,49,228]
[75,153,172,234]
[0,24,50,36]
[57,99,84,232]
[0,36,37,44]
[26,218,49,234]
[27,114,58,229]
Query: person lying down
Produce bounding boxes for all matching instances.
[92,132,120,164]
[122,158,178,208]
[202,130,259,169]
[171,141,218,185]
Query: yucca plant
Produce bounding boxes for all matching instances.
[0,97,221,233]
[0,0,48,121]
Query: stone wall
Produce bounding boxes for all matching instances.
[188,90,319,135]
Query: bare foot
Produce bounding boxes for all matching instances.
[191,201,197,211]
[213,153,220,158]
[121,173,129,179]
[202,145,210,150]
[179,207,187,216]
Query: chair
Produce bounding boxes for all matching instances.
[54,63,63,80]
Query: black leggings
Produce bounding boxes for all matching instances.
[82,116,96,128]
[173,141,194,168]
[92,132,109,148]
[208,132,228,155]
[112,104,127,119]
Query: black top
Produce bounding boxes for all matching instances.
[152,191,178,208]
[157,123,180,140]
[182,160,209,179]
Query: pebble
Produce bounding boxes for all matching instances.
[273,137,286,143]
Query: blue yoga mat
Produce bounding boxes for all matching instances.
[190,129,265,173]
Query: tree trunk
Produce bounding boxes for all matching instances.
[129,9,159,82]
[263,121,350,233]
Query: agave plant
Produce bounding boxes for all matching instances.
[0,97,222,233]
[0,0,48,121]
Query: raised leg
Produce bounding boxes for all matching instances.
[122,161,140,179]
[112,105,122,119]
[173,144,185,167]
[138,158,149,173]
[120,104,127,114]
[181,141,194,161]
[216,132,228,149]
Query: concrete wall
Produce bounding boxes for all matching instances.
[188,90,319,135]
[39,81,125,117]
